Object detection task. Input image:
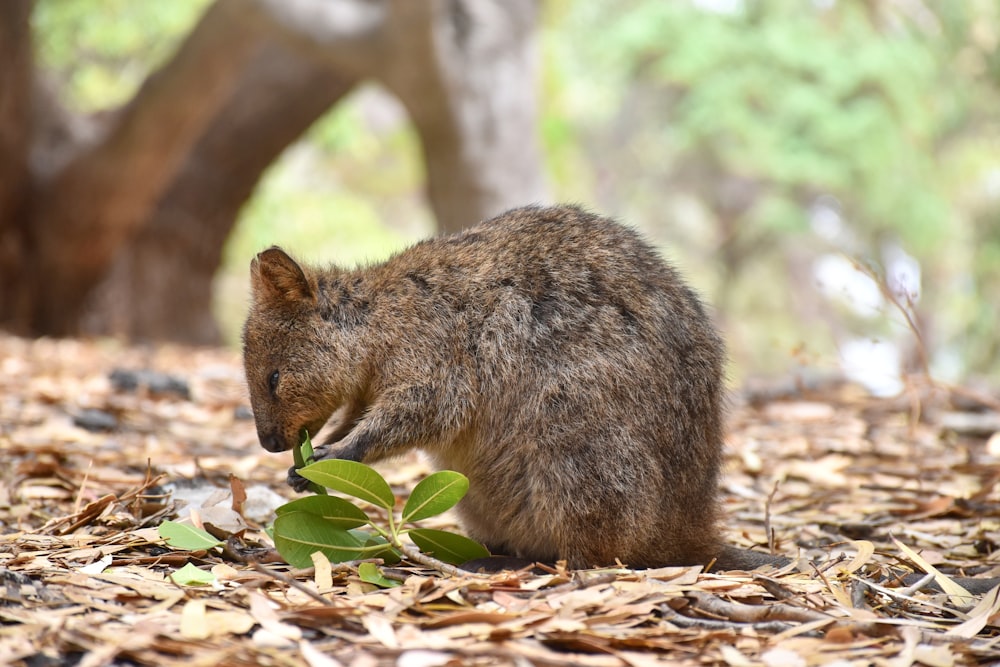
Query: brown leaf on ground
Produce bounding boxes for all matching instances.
[1,333,999,666]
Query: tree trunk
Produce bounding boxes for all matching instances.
[386,0,549,233]
[254,0,549,233]
[0,0,34,324]
[82,46,356,344]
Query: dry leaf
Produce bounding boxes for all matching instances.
[396,650,454,667]
[361,613,399,648]
[947,583,1000,638]
[719,644,755,667]
[6,334,1000,666]
[893,537,972,606]
[249,592,301,642]
[842,540,875,573]
[300,640,346,667]
[78,554,113,575]
[311,551,333,591]
[760,648,806,667]
[179,599,208,640]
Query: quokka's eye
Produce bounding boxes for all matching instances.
[268,370,280,394]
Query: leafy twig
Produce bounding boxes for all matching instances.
[273,453,490,577]
[395,542,484,578]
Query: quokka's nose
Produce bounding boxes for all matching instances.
[260,432,288,453]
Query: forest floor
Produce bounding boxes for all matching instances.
[2,333,1000,666]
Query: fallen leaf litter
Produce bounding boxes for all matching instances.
[1,334,999,666]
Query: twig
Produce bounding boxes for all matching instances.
[851,574,969,617]
[60,494,120,535]
[939,381,1000,413]
[851,258,929,432]
[853,259,928,376]
[754,574,796,601]
[896,572,937,597]
[396,542,491,578]
[41,470,166,535]
[765,479,780,554]
[850,259,1000,433]
[250,561,338,607]
[72,460,94,516]
[686,590,832,625]
[660,603,803,634]
[538,569,622,597]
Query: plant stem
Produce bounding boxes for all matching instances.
[386,509,398,541]
[395,541,489,578]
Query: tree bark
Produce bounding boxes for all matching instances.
[254,0,549,233]
[385,0,549,233]
[82,46,356,344]
[0,0,34,323]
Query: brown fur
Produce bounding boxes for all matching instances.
[243,205,730,569]
[241,204,1000,592]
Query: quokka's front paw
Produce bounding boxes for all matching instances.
[320,440,365,463]
[286,465,314,493]
[286,444,332,492]
[286,443,365,492]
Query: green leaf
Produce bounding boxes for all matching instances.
[158,521,224,551]
[408,529,490,566]
[273,511,387,567]
[357,533,402,565]
[358,562,402,588]
[297,460,395,510]
[293,438,307,469]
[294,431,327,496]
[402,471,469,523]
[169,562,216,586]
[275,495,370,529]
[300,431,316,463]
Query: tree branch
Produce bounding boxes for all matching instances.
[83,45,356,343]
[247,0,389,75]
[28,0,271,334]
[380,0,549,232]
[249,0,550,233]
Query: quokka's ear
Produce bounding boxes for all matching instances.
[251,247,316,305]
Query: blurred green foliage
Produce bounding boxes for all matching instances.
[31,0,1000,380]
[568,1,955,247]
[33,0,211,110]
[548,0,1000,381]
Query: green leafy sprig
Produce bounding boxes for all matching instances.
[158,433,490,583]
[271,457,489,572]
[268,435,489,579]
